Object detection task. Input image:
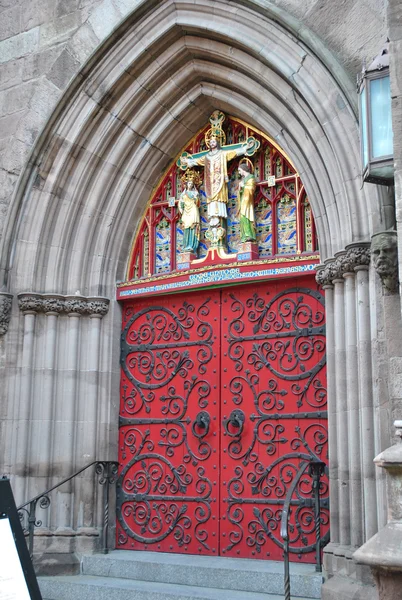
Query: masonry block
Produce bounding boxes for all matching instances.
[0,5,22,43]
[0,27,40,64]
[47,48,80,90]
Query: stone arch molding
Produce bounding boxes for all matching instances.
[2,0,385,297]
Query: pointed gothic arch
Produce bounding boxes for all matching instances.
[0,0,385,297]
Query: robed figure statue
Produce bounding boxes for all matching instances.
[178,170,201,254]
[238,160,257,243]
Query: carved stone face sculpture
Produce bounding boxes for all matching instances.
[371,231,398,292]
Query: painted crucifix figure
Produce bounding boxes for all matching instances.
[177,111,260,249]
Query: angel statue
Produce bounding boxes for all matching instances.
[178,169,201,254]
[178,112,260,245]
[238,159,257,243]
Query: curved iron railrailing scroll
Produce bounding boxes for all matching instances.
[17,461,119,558]
[280,459,327,600]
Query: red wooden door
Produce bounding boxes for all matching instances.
[117,292,221,555]
[219,280,328,561]
[117,277,328,560]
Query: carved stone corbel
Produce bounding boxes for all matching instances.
[371,231,398,293]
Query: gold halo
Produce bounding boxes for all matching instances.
[181,168,202,188]
[205,128,226,149]
[239,157,254,173]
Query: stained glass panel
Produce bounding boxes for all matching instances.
[198,188,209,259]
[275,156,283,178]
[255,196,272,257]
[133,254,139,280]
[155,216,171,273]
[264,147,271,180]
[277,195,297,254]
[142,229,149,277]
[176,218,184,260]
[304,197,313,252]
[227,174,240,254]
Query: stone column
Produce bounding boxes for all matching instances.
[30,295,64,527]
[316,262,339,546]
[343,269,361,548]
[356,259,378,540]
[333,252,350,548]
[15,293,43,503]
[76,298,109,533]
[344,243,371,549]
[53,296,86,531]
[317,244,373,583]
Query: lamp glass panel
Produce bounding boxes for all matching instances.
[360,85,369,167]
[370,75,393,159]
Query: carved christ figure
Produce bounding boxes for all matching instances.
[181,135,254,219]
[181,136,253,219]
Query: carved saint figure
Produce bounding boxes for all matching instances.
[237,160,257,243]
[178,170,201,254]
[371,230,398,292]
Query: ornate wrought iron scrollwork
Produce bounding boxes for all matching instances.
[223,409,245,437]
[118,297,217,554]
[221,285,329,560]
[192,411,211,439]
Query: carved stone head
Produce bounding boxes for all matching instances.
[371,231,398,292]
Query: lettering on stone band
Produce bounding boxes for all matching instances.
[119,263,317,297]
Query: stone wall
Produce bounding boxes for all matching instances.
[0,0,388,265]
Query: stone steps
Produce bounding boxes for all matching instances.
[39,574,314,600]
[39,550,323,600]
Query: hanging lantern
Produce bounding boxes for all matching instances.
[357,42,394,185]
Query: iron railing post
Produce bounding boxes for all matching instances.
[27,500,36,558]
[283,536,290,600]
[96,461,119,554]
[280,459,327,598]
[310,461,325,572]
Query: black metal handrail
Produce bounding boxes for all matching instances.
[17,460,119,558]
[280,459,326,600]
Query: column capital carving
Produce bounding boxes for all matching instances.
[18,293,44,314]
[86,297,110,317]
[0,293,13,336]
[64,295,89,315]
[41,294,65,314]
[316,245,371,287]
[344,243,371,273]
[17,293,111,317]
[315,264,333,287]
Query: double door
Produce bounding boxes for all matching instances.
[117,277,328,561]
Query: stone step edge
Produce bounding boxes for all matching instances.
[83,552,320,575]
[82,554,322,598]
[39,574,315,600]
